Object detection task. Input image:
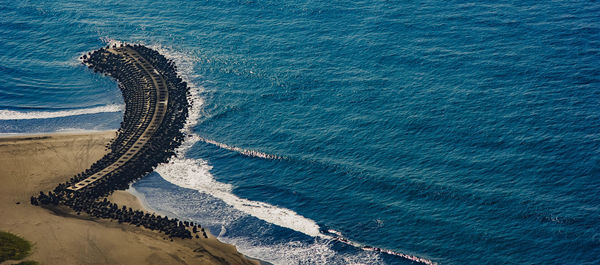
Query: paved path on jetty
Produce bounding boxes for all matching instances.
[68,47,168,191]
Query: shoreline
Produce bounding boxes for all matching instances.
[0,129,117,138]
[0,131,260,265]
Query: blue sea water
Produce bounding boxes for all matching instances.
[1,0,599,264]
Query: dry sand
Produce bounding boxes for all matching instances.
[0,131,258,265]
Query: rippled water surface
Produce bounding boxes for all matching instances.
[1,1,599,264]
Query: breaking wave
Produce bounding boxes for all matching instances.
[148,43,323,237]
[136,41,435,265]
[220,236,384,265]
[155,158,323,237]
[0,104,123,120]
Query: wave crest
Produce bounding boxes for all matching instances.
[146,43,321,237]
[0,104,123,120]
[155,157,323,237]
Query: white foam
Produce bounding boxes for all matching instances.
[129,41,435,265]
[0,104,123,120]
[326,230,438,265]
[155,157,323,237]
[219,236,384,265]
[146,44,323,237]
[100,37,126,48]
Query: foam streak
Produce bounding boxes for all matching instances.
[197,136,284,160]
[0,105,123,120]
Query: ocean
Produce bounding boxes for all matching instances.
[1,0,599,264]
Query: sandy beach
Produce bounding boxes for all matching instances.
[0,131,258,265]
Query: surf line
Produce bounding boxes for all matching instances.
[324,229,437,265]
[139,41,435,265]
[193,136,435,263]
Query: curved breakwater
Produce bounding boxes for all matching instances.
[12,38,438,264]
[30,43,208,240]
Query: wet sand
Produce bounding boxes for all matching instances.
[0,131,258,265]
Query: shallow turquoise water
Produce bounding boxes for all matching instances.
[1,1,599,264]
